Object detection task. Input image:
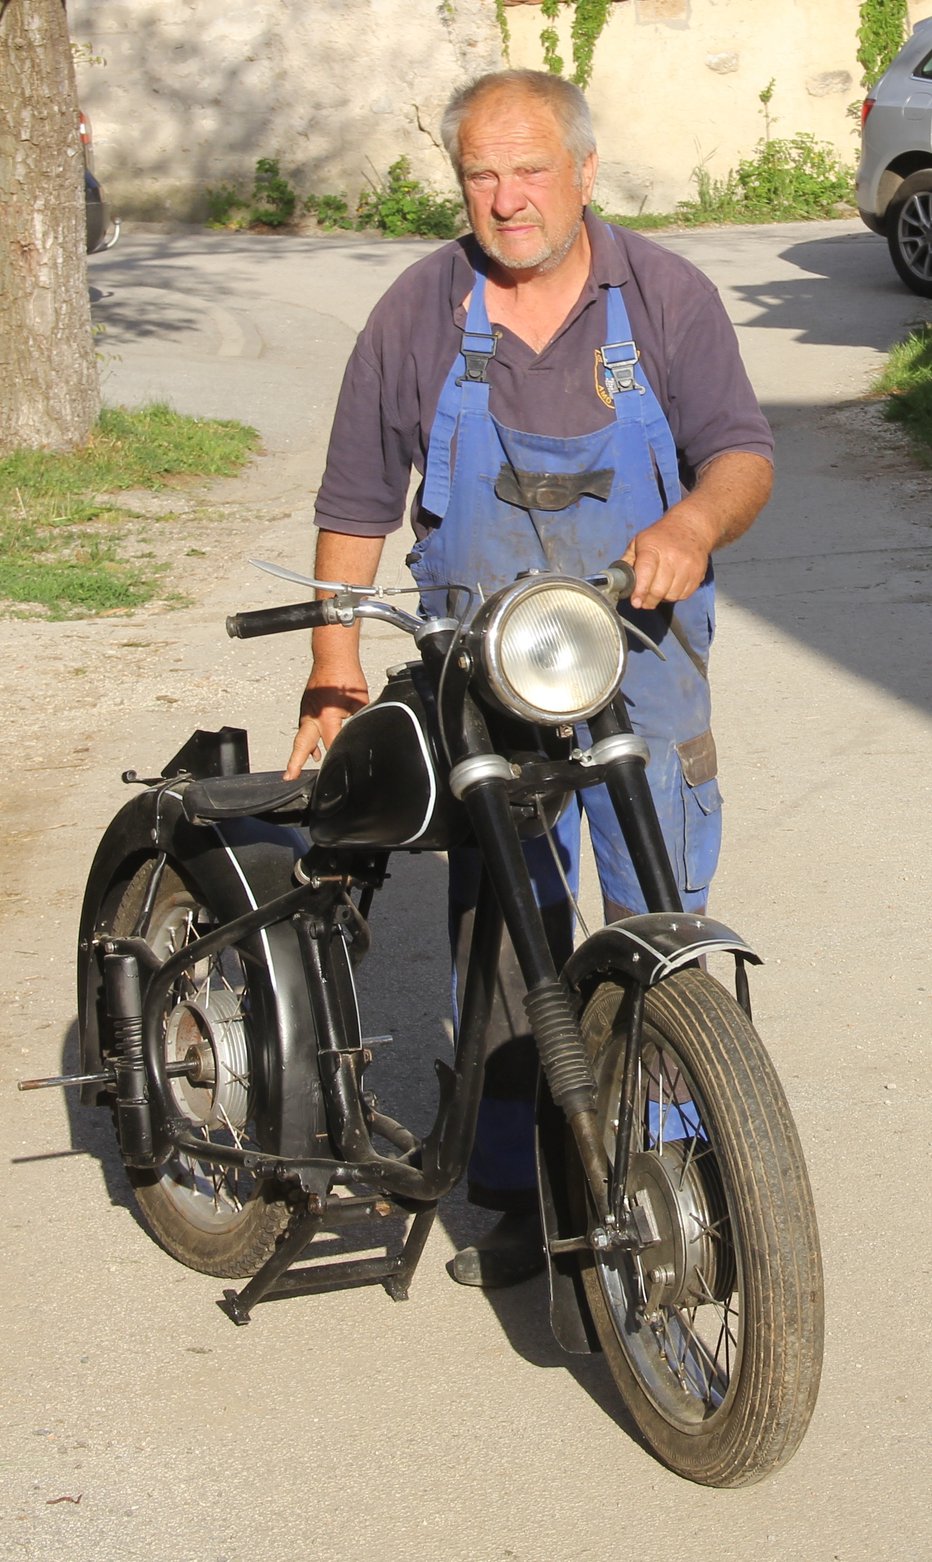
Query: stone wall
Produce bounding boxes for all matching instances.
[71,0,932,220]
[70,0,503,219]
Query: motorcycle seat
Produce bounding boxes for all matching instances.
[180,770,317,825]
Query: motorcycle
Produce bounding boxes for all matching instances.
[23,559,823,1487]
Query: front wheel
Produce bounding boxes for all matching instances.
[577,968,823,1486]
[886,172,932,297]
[109,859,292,1278]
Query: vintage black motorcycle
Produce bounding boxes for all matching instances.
[27,559,823,1487]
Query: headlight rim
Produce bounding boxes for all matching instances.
[472,573,626,726]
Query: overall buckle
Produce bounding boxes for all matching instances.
[599,340,643,396]
[457,330,498,383]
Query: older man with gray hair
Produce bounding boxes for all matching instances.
[286,68,773,1287]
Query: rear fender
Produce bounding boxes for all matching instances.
[77,783,325,1160]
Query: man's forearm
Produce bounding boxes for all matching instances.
[678,451,773,553]
[311,527,386,672]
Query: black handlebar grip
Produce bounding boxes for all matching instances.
[225,600,331,639]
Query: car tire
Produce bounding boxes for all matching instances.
[886,171,932,297]
[84,169,106,254]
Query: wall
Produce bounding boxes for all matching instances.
[70,0,503,219]
[71,0,932,220]
[507,0,932,213]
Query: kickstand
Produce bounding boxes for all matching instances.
[220,1197,438,1324]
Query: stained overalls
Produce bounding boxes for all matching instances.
[409,269,722,1208]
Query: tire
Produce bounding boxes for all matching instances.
[110,859,292,1278]
[576,968,823,1486]
[886,172,932,298]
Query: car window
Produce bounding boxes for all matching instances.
[914,51,932,80]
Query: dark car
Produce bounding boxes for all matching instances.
[80,110,119,255]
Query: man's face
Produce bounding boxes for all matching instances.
[458,90,598,277]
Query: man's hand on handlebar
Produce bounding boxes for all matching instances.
[622,452,772,610]
[621,507,712,612]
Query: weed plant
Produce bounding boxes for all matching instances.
[0,404,258,617]
[355,158,463,238]
[251,158,297,227]
[304,192,356,231]
[676,133,855,225]
[207,158,298,230]
[875,324,932,463]
[209,155,464,238]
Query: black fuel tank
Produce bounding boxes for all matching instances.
[308,663,470,851]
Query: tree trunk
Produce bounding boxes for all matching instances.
[0,0,100,454]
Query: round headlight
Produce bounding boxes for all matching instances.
[474,575,626,724]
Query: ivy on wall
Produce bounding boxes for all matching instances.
[503,0,620,90]
[856,0,908,90]
[499,1,908,106]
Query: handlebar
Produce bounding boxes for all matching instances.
[226,560,638,642]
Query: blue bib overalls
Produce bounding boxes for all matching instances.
[409,271,722,1207]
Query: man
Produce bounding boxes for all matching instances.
[284,69,773,1287]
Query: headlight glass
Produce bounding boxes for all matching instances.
[477,576,626,723]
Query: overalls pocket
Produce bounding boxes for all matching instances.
[676,730,723,895]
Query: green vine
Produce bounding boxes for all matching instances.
[531,0,612,91]
[856,0,908,90]
[569,0,611,90]
[540,0,565,77]
[494,0,511,61]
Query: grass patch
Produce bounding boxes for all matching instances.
[592,203,680,231]
[0,403,259,618]
[874,324,932,464]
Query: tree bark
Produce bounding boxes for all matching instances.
[0,0,100,453]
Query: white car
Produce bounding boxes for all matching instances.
[857,18,932,296]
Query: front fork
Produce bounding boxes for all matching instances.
[449,743,668,1243]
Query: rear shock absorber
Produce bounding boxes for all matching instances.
[104,952,155,1164]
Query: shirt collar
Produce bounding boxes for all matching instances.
[584,207,630,288]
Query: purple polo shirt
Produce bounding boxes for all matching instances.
[315,211,773,537]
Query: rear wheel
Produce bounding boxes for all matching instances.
[886,172,932,297]
[110,860,292,1277]
[578,968,823,1486]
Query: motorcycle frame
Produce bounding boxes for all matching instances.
[77,623,760,1321]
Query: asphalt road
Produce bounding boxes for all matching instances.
[1,218,930,1562]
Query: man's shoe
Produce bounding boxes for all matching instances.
[450,1211,545,1288]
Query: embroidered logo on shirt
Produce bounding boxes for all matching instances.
[594,350,619,408]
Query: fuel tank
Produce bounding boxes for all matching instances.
[308,662,470,851]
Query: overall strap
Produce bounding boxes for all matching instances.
[421,275,497,519]
[601,286,682,508]
[601,287,708,677]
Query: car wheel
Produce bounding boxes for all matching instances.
[886,171,932,298]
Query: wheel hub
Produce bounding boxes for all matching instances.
[164,990,249,1130]
[627,1141,734,1312]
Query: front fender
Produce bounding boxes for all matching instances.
[540,911,760,1356]
[563,912,761,996]
[77,783,323,1161]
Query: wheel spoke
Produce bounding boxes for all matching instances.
[149,895,259,1218]
[901,195,932,280]
[661,1300,730,1404]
